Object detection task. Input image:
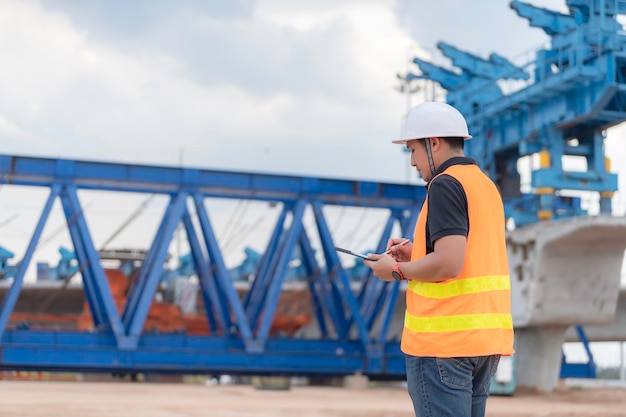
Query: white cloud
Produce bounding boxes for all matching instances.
[0,115,35,141]
[0,0,418,182]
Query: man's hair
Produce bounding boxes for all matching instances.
[441,137,465,151]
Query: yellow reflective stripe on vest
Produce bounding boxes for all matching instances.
[404,311,513,333]
[407,275,510,299]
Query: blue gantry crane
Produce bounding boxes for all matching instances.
[405,0,625,227]
[0,246,16,280]
[35,247,79,281]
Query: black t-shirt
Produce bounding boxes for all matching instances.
[424,157,475,254]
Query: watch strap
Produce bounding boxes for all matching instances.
[392,262,405,281]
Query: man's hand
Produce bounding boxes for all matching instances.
[386,238,412,262]
[363,253,397,282]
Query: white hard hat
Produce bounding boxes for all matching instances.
[393,101,472,144]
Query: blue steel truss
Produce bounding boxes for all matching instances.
[404,0,626,226]
[0,154,424,377]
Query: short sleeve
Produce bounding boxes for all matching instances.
[426,174,468,244]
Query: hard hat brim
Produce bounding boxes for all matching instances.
[391,134,472,144]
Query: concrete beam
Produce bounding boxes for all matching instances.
[508,216,626,391]
[565,288,626,342]
[509,216,626,327]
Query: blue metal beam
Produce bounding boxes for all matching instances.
[510,1,577,35]
[193,194,256,349]
[299,233,330,337]
[0,186,60,338]
[254,200,307,348]
[182,209,223,334]
[124,193,189,347]
[1,330,406,377]
[412,58,469,90]
[245,205,292,329]
[437,42,528,81]
[60,186,127,347]
[360,215,396,327]
[0,155,422,209]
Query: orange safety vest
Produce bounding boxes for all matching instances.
[401,163,515,357]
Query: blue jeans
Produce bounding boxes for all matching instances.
[405,354,501,417]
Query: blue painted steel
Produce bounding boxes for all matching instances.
[0,330,406,377]
[360,215,395,328]
[0,154,424,377]
[0,155,418,208]
[299,235,331,337]
[560,326,597,378]
[36,247,79,281]
[0,246,15,280]
[61,185,128,347]
[192,193,256,350]
[0,186,60,337]
[124,193,189,347]
[403,0,626,226]
[511,1,577,35]
[182,212,224,334]
[255,200,308,348]
[245,204,292,330]
[228,246,309,282]
[314,200,371,349]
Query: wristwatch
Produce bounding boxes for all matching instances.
[391,262,405,281]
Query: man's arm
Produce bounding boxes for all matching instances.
[397,235,466,282]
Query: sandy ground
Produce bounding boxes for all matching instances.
[0,380,625,417]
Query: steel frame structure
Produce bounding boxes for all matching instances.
[0,154,424,377]
[405,0,626,226]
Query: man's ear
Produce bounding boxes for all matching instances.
[431,137,441,151]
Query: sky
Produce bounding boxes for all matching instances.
[0,0,581,182]
[1,0,623,182]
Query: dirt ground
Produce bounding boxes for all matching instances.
[0,379,625,417]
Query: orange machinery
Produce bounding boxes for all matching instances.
[11,269,311,337]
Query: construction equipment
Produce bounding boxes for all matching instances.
[0,246,15,280]
[0,155,423,378]
[402,0,624,226]
[36,247,79,281]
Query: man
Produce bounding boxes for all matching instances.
[364,101,514,417]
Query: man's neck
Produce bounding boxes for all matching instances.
[434,151,465,169]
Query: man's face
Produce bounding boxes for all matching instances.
[406,139,431,181]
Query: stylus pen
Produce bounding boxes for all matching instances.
[383,239,410,254]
